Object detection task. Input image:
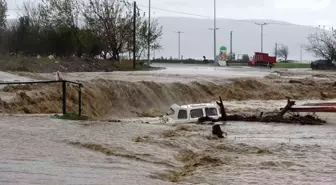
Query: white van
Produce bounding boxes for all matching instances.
[164,103,221,124]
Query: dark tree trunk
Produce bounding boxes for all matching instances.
[278,99,295,117]
[216,96,227,121]
[111,49,118,60]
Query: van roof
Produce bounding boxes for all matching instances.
[175,103,218,109]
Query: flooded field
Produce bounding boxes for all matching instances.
[1,64,336,184]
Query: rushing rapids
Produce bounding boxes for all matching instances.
[1,76,336,119]
[0,66,336,185]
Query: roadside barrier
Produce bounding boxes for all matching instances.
[0,80,83,116]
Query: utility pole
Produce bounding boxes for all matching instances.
[208,0,219,62]
[153,11,156,59]
[133,1,136,69]
[230,31,233,60]
[175,31,184,60]
[300,45,303,62]
[147,0,151,65]
[255,23,268,52]
[214,0,217,62]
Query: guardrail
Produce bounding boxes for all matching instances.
[0,80,83,116]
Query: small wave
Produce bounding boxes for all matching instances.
[260,160,306,169]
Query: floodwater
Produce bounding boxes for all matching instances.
[0,72,33,102]
[0,115,174,185]
[0,72,32,83]
[0,71,32,90]
[0,115,335,185]
[39,64,274,83]
[37,63,323,83]
[1,64,336,184]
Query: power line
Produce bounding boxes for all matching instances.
[137,4,294,26]
[136,4,212,19]
[6,5,328,27]
[213,0,217,62]
[6,6,293,26]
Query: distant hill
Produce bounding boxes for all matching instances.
[154,17,318,61]
[8,17,319,61]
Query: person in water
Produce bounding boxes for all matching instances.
[203,56,208,62]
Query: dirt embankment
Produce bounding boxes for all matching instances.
[1,76,336,118]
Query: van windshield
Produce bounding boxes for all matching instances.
[166,108,175,115]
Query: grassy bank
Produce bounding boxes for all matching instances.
[274,62,311,68]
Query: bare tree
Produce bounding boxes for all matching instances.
[0,0,7,54]
[1,0,162,60]
[20,1,46,29]
[0,0,7,29]
[38,0,85,56]
[82,0,134,60]
[39,0,80,28]
[131,17,163,60]
[306,31,336,63]
[277,45,289,61]
[82,0,162,60]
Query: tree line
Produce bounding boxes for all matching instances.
[0,0,162,60]
[274,28,336,63]
[306,29,336,63]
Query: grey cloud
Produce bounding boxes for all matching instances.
[7,0,336,26]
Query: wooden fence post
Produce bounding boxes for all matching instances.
[78,84,82,117]
[62,81,67,115]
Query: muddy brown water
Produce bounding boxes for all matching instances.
[38,64,273,83]
[0,115,335,185]
[0,115,174,185]
[1,65,336,184]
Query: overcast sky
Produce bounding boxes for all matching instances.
[7,0,335,27]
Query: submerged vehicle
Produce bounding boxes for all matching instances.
[164,103,221,124]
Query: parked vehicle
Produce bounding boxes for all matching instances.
[248,52,277,67]
[311,60,336,70]
[164,103,221,124]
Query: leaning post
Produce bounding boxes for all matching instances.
[62,81,67,115]
[78,84,82,117]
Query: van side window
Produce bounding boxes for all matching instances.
[177,110,187,119]
[205,108,218,116]
[190,109,204,118]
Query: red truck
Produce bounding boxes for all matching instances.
[248,52,277,67]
